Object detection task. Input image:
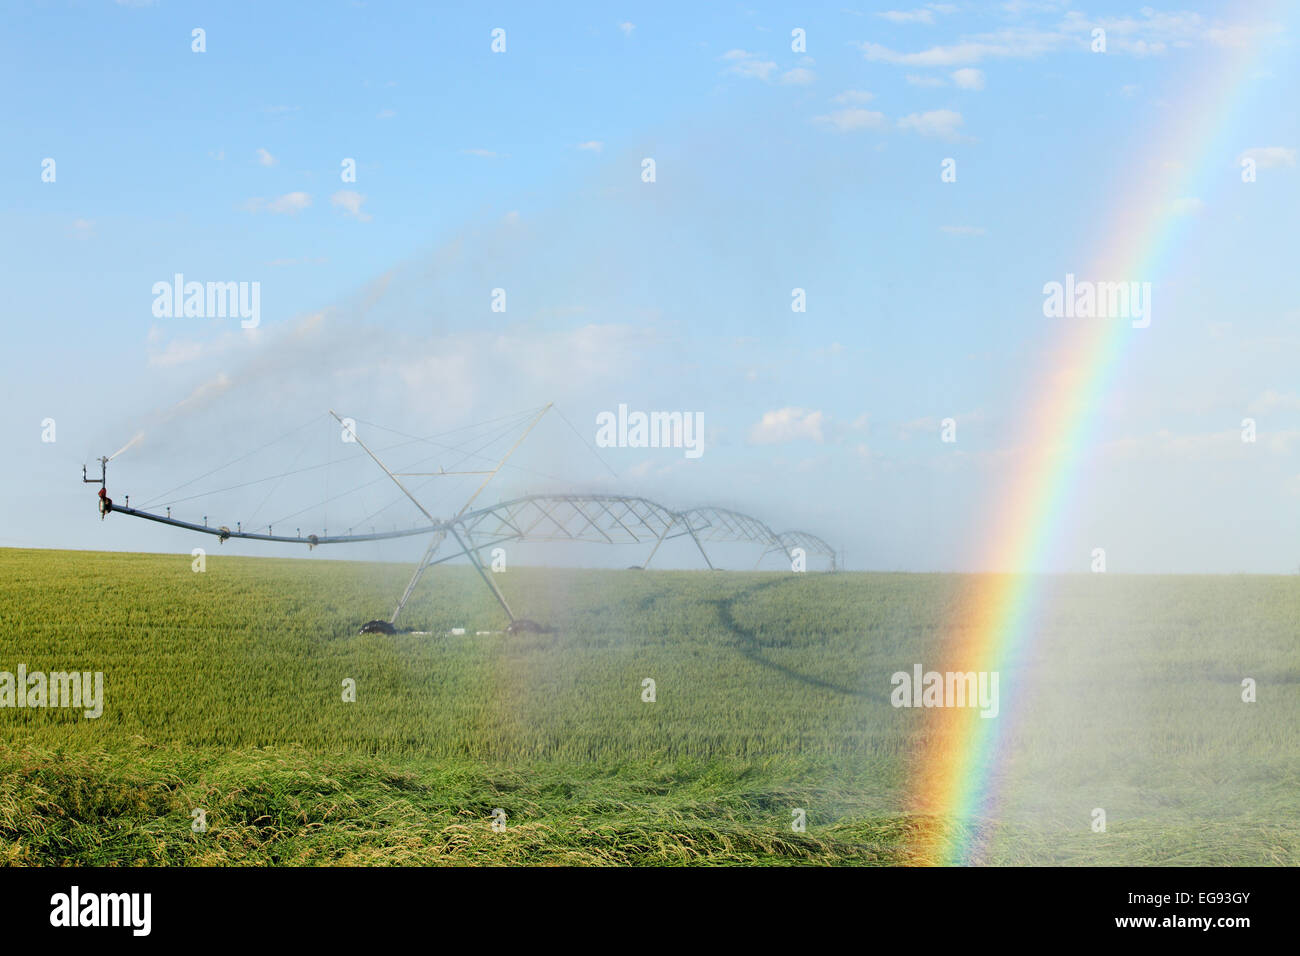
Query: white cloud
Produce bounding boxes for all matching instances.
[1249,390,1300,414]
[1096,424,1300,463]
[268,192,312,214]
[1267,431,1300,454]
[868,13,1281,72]
[256,148,277,167]
[905,74,946,87]
[1156,428,1298,459]
[331,190,371,221]
[1060,10,1282,56]
[723,49,778,81]
[246,192,312,215]
[1059,11,1182,55]
[732,59,778,81]
[814,108,888,132]
[1238,147,1296,169]
[833,89,875,104]
[878,9,935,25]
[780,67,815,85]
[70,219,94,240]
[861,28,1061,66]
[951,67,985,90]
[576,140,604,152]
[377,108,397,119]
[897,416,939,438]
[619,21,635,36]
[999,0,1066,13]
[863,40,966,65]
[897,109,965,140]
[748,408,826,445]
[461,148,504,159]
[898,410,983,439]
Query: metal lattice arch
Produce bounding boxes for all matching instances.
[457,495,836,572]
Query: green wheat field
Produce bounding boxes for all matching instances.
[0,547,1296,866]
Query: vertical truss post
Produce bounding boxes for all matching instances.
[642,518,675,570]
[390,530,445,625]
[448,525,515,624]
[683,520,715,571]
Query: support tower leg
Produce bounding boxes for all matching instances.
[390,531,446,625]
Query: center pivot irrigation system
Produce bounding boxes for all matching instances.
[84,404,837,633]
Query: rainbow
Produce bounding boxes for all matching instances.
[910,6,1288,865]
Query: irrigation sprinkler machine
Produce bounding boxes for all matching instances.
[86,405,837,635]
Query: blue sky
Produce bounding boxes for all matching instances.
[2,1,1297,572]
